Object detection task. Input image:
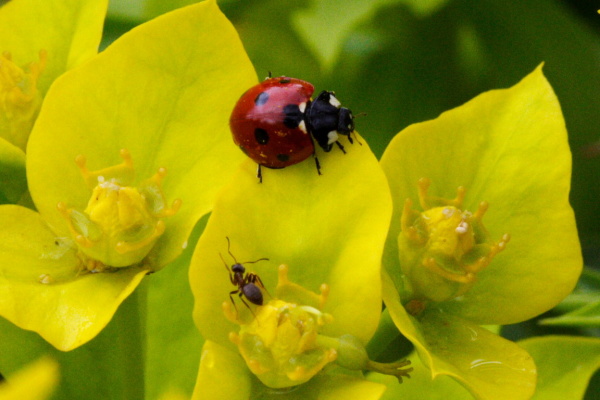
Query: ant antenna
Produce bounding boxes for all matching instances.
[225,236,270,265]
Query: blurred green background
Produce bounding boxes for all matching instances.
[1,0,598,399]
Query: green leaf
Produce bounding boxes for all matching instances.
[381,65,582,325]
[539,300,600,327]
[292,0,449,71]
[0,138,26,204]
[519,336,600,400]
[292,0,390,71]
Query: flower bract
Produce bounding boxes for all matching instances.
[379,65,582,399]
[0,0,255,350]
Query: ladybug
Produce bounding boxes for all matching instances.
[229,76,356,182]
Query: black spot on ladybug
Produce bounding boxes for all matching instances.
[277,154,290,162]
[254,128,269,145]
[279,78,291,84]
[283,104,303,129]
[254,92,269,106]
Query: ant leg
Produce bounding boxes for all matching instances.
[335,141,346,154]
[250,273,272,299]
[239,292,257,319]
[229,289,240,315]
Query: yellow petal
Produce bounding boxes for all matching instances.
[190,134,391,348]
[382,270,536,400]
[0,205,147,350]
[0,357,59,400]
[381,65,582,324]
[192,341,251,400]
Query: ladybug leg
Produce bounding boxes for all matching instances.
[335,141,347,154]
[313,154,322,176]
[308,134,322,176]
[351,131,363,146]
[257,164,263,183]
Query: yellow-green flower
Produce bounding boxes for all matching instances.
[380,66,582,399]
[189,131,407,398]
[0,0,107,204]
[0,0,254,351]
[0,0,106,150]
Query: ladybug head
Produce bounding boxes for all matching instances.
[337,107,354,136]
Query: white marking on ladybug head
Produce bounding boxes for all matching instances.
[327,130,339,145]
[298,120,307,134]
[329,95,341,108]
[299,102,307,113]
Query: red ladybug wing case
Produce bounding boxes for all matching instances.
[230,77,316,169]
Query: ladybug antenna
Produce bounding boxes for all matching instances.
[266,71,272,80]
[350,112,366,146]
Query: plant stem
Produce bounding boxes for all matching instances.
[117,280,147,400]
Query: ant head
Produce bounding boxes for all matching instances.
[232,263,246,273]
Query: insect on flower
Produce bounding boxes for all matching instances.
[220,237,269,316]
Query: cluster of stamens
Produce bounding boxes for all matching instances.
[0,50,47,149]
[57,149,180,272]
[399,178,509,307]
[223,263,412,388]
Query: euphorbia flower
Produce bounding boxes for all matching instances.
[0,0,107,204]
[190,133,408,398]
[380,66,582,399]
[0,0,255,350]
[0,0,107,150]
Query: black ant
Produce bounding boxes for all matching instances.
[220,237,269,316]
